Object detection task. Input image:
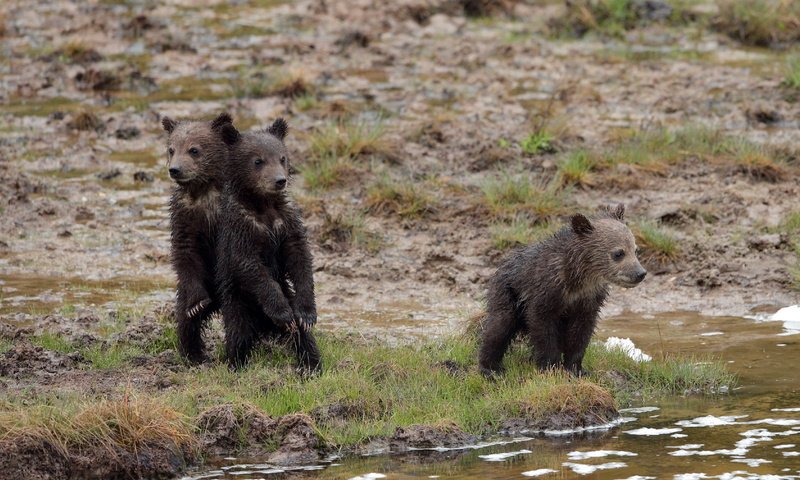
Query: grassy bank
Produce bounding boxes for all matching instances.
[0,323,735,477]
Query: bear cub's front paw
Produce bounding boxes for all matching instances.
[292,302,317,329]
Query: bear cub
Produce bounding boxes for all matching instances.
[162,112,236,364]
[216,118,321,371]
[478,204,646,376]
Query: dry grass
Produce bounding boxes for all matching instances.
[67,111,104,132]
[715,0,800,47]
[0,394,193,458]
[318,209,383,251]
[365,174,436,219]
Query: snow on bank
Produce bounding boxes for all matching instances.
[604,337,652,362]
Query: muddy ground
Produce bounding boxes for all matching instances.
[1,0,799,330]
[1,0,795,477]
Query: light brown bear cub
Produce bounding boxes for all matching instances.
[478,204,647,376]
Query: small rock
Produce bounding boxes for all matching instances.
[746,105,783,125]
[133,171,154,183]
[114,126,140,140]
[97,169,121,181]
[74,207,95,222]
[747,233,783,251]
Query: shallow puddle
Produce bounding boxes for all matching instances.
[185,310,800,479]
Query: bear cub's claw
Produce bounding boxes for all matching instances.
[186,298,211,319]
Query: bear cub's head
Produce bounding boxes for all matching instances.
[224,118,291,197]
[162,113,238,186]
[570,204,647,288]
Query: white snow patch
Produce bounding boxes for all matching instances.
[675,415,747,427]
[670,433,689,438]
[604,337,652,362]
[619,406,660,414]
[349,474,386,480]
[566,450,637,460]
[700,331,724,336]
[772,407,800,412]
[521,469,557,477]
[478,449,531,462]
[783,451,800,457]
[747,305,800,335]
[668,448,748,457]
[774,444,795,449]
[731,458,772,467]
[562,462,626,475]
[625,427,683,436]
[667,444,704,449]
[673,474,708,480]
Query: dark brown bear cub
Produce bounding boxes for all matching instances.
[217,119,321,371]
[478,205,646,376]
[162,113,238,364]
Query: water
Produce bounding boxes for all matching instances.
[185,310,800,479]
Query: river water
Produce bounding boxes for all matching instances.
[186,310,800,480]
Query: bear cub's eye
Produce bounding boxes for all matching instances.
[188,147,199,156]
[612,249,626,261]
[167,147,175,157]
[280,156,287,165]
[254,158,263,166]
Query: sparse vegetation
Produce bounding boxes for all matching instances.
[318,209,383,251]
[302,119,390,190]
[558,150,596,186]
[0,329,734,457]
[490,217,557,251]
[232,68,314,99]
[633,219,680,265]
[549,0,694,38]
[365,174,435,219]
[715,0,800,47]
[520,130,555,155]
[785,55,800,89]
[481,174,568,221]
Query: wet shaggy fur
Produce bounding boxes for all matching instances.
[216,119,321,371]
[162,113,238,364]
[478,205,647,376]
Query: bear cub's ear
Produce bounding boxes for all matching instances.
[571,214,594,236]
[611,203,625,221]
[162,116,177,133]
[267,118,288,141]
[210,112,240,145]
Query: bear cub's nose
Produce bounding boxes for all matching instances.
[275,177,287,190]
[635,270,647,283]
[168,167,181,179]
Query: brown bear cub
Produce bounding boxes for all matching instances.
[162,112,238,364]
[217,119,321,372]
[478,205,646,377]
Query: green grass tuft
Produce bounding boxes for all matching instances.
[785,55,800,89]
[481,174,568,221]
[520,130,555,155]
[365,175,435,220]
[490,218,557,251]
[558,150,596,186]
[633,220,680,265]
